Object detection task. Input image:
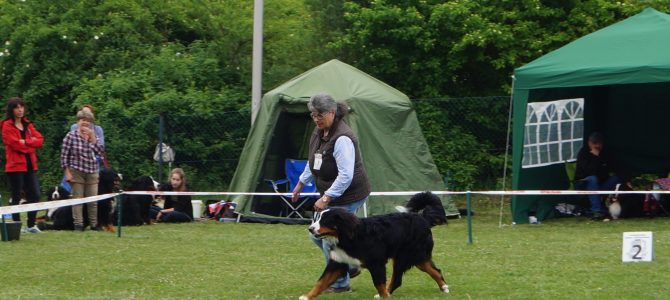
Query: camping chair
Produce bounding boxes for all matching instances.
[265,159,318,219]
[565,161,591,213]
[564,161,583,190]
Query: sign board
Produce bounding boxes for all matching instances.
[622,232,653,262]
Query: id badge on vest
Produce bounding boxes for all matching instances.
[313,153,323,170]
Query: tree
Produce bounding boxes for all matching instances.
[322,0,670,97]
[0,0,320,191]
[308,0,670,188]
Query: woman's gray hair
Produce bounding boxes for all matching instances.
[76,110,95,122]
[308,93,349,120]
[308,93,337,113]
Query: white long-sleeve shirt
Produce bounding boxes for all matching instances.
[298,136,355,198]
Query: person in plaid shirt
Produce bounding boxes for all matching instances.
[60,110,104,231]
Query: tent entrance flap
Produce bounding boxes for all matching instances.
[250,111,315,217]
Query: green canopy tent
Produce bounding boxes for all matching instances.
[228,59,456,221]
[511,7,670,223]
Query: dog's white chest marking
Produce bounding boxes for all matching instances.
[330,247,361,267]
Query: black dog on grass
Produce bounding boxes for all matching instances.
[97,168,123,231]
[115,176,158,226]
[300,192,448,300]
[37,186,76,230]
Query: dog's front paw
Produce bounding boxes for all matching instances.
[298,295,309,300]
[374,294,381,299]
[441,284,450,293]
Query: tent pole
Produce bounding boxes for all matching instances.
[499,75,515,228]
[251,0,264,125]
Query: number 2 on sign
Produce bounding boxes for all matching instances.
[631,245,642,260]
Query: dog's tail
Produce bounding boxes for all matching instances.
[404,191,447,226]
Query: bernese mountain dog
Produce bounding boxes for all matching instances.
[115,176,159,226]
[299,191,449,300]
[37,169,122,231]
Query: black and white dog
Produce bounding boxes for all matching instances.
[300,192,449,300]
[38,168,122,231]
[37,186,76,230]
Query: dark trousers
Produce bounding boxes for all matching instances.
[6,171,41,227]
[149,206,192,223]
[575,175,620,215]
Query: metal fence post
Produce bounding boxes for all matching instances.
[467,191,473,244]
[1,216,8,241]
[158,113,165,181]
[116,193,123,238]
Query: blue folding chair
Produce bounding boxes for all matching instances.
[265,159,317,219]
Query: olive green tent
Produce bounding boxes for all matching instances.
[228,59,456,219]
[511,8,670,223]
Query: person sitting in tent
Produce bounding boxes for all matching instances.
[291,93,371,294]
[574,132,630,220]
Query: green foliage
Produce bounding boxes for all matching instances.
[162,112,250,190]
[415,97,510,190]
[0,0,318,192]
[305,1,670,188]
[2,0,670,194]
[321,0,670,97]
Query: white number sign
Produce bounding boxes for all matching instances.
[622,232,653,262]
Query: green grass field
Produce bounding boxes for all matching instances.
[1,198,669,299]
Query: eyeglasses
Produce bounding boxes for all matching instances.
[310,112,331,120]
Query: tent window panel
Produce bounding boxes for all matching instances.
[561,141,572,160]
[548,123,558,141]
[522,98,584,168]
[560,141,582,162]
[538,124,549,140]
[548,143,559,161]
[574,120,584,137]
[522,146,533,166]
[538,124,549,137]
[526,126,537,144]
[560,122,573,140]
[526,106,538,123]
[540,144,550,163]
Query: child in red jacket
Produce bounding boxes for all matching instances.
[1,97,44,233]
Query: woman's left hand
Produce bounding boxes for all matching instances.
[314,195,330,211]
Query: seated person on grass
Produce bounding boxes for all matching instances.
[575,132,630,219]
[150,168,193,223]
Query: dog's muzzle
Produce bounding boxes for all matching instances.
[308,227,324,239]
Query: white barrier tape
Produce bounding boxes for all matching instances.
[0,193,120,215]
[2,189,668,216]
[122,191,302,196]
[122,190,471,197]
[123,189,670,197]
[475,190,670,195]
